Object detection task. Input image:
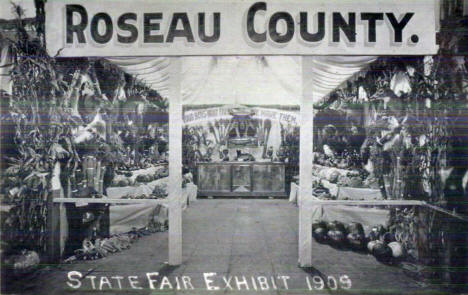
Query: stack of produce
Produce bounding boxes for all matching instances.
[121,184,168,199]
[312,220,405,264]
[311,164,362,185]
[111,166,169,187]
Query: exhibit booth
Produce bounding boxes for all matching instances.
[106,55,377,265]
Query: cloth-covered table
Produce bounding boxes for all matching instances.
[106,180,198,234]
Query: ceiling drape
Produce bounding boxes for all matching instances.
[106,56,376,105]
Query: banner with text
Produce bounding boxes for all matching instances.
[183,107,299,126]
[45,0,438,56]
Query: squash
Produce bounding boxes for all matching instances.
[312,221,327,231]
[327,230,346,245]
[388,242,404,258]
[346,222,364,236]
[313,227,329,243]
[327,221,346,233]
[367,240,379,252]
[347,233,366,250]
[372,242,392,262]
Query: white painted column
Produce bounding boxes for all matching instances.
[168,57,183,265]
[298,56,314,267]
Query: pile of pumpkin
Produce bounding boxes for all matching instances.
[312,221,404,263]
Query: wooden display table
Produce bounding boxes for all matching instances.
[197,162,286,197]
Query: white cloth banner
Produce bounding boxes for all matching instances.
[183,106,299,125]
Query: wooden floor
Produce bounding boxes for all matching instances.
[4,199,442,294]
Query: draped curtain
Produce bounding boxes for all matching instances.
[106,56,376,106]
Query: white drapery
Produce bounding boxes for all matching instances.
[106,56,376,105]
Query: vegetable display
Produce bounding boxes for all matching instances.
[313,220,406,264]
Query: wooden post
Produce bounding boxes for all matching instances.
[168,57,183,265]
[298,57,314,267]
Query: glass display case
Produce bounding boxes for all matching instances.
[197,162,286,197]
